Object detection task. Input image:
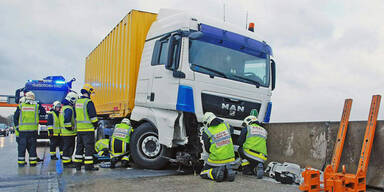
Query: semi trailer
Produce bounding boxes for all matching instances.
[86,9,275,169]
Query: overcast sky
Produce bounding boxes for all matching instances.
[0,0,383,122]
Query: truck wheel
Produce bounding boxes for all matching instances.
[96,126,104,141]
[130,122,169,169]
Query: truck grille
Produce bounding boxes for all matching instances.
[201,93,261,120]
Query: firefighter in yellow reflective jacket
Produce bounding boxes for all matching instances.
[95,138,109,157]
[60,92,78,168]
[13,92,46,167]
[238,111,267,179]
[109,118,133,168]
[47,101,64,160]
[200,112,236,182]
[74,84,99,171]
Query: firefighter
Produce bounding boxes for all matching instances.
[74,84,99,171]
[95,138,109,158]
[13,91,46,167]
[200,112,236,182]
[109,118,133,168]
[238,111,267,179]
[47,101,63,160]
[60,92,78,168]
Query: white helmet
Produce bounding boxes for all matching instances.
[202,112,216,127]
[53,101,62,110]
[19,97,26,104]
[121,118,131,125]
[243,115,258,126]
[65,92,78,104]
[25,91,35,101]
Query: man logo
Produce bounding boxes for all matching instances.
[222,103,245,116]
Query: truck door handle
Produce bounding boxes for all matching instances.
[150,92,155,101]
[154,76,163,79]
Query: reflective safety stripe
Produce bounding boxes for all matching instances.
[18,157,25,160]
[29,161,37,164]
[29,157,37,160]
[200,169,214,180]
[204,128,213,138]
[19,129,38,132]
[244,149,267,162]
[207,157,235,166]
[77,128,94,132]
[60,151,63,155]
[50,152,56,155]
[62,157,71,164]
[77,120,91,124]
[241,159,250,166]
[209,169,214,179]
[64,123,72,126]
[75,155,83,159]
[73,159,83,163]
[18,161,25,164]
[84,160,93,164]
[90,117,98,122]
[84,156,93,160]
[121,156,129,161]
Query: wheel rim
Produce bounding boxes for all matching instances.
[140,134,161,158]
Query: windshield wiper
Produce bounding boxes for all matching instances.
[230,74,261,88]
[191,64,227,78]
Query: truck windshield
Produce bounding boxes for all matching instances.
[189,40,270,87]
[31,90,66,104]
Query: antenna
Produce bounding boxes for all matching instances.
[245,10,248,29]
[223,0,226,22]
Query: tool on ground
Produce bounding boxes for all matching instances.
[299,95,381,192]
[265,162,302,184]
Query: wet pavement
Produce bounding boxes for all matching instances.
[0,135,381,192]
[0,135,177,192]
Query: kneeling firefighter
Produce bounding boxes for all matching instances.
[200,112,236,182]
[238,111,268,179]
[109,118,133,168]
[95,138,109,158]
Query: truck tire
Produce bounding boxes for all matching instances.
[130,122,169,169]
[96,125,104,141]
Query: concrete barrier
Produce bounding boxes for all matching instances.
[266,121,384,189]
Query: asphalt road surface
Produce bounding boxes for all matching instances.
[0,134,381,192]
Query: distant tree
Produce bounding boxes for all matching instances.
[0,115,7,125]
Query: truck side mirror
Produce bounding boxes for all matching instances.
[271,59,276,91]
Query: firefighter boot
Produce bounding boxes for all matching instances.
[225,164,235,182]
[256,163,264,179]
[85,164,99,171]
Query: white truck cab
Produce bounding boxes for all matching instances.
[129,9,275,169]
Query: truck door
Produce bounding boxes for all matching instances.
[149,34,182,110]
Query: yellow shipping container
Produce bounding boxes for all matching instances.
[85,10,157,117]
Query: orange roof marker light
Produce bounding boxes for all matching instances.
[248,22,255,32]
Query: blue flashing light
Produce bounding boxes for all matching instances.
[176,85,195,113]
[263,102,272,123]
[55,81,66,84]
